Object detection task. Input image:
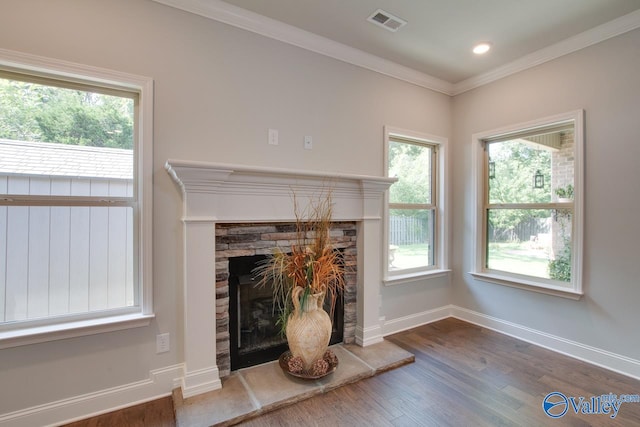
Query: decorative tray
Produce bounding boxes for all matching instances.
[278,350,339,380]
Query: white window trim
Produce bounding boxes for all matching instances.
[0,48,154,348]
[470,110,584,299]
[383,126,450,285]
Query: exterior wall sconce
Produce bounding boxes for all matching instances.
[534,170,544,189]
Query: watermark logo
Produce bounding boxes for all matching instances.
[542,392,569,418]
[543,392,640,419]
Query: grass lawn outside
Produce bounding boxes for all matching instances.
[390,243,430,270]
[487,242,550,279]
[389,242,552,280]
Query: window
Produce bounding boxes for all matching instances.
[0,50,153,347]
[384,127,448,284]
[471,110,584,299]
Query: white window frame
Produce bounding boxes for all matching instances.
[470,110,584,299]
[0,48,154,348]
[383,126,449,285]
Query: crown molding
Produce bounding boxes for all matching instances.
[151,0,454,95]
[452,8,640,95]
[153,0,640,97]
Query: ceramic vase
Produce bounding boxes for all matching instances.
[286,286,332,371]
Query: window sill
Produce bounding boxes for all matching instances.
[384,269,451,286]
[470,272,583,300]
[0,313,155,349]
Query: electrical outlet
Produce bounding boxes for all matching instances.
[304,135,313,150]
[268,128,279,145]
[156,333,170,354]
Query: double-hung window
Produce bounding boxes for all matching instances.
[384,127,448,284]
[471,110,584,298]
[0,50,153,347]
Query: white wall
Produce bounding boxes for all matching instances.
[451,28,640,361]
[0,0,450,420]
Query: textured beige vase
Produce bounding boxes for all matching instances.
[286,286,332,371]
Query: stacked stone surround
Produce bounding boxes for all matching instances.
[214,222,357,378]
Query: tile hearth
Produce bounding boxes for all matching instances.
[173,340,414,426]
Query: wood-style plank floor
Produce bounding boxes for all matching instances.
[67,318,640,426]
[63,396,175,427]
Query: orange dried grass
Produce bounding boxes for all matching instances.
[254,191,346,334]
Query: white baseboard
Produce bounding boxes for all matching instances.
[181,365,222,398]
[450,306,640,381]
[355,324,384,347]
[381,305,640,381]
[0,364,184,427]
[382,305,452,336]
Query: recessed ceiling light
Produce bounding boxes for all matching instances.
[473,42,492,55]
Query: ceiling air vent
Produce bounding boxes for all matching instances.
[367,9,407,32]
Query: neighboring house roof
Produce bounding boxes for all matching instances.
[0,139,133,180]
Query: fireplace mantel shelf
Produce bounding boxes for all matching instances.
[166,159,397,192]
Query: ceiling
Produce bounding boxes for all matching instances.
[219,0,640,84]
[153,0,640,94]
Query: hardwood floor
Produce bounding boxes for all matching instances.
[64,396,175,427]
[66,318,640,426]
[240,319,640,426]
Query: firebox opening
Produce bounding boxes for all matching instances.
[229,254,344,371]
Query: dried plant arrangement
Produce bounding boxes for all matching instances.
[253,191,346,336]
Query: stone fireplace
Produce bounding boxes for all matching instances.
[216,222,356,376]
[166,160,395,398]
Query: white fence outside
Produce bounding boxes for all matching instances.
[389,215,429,245]
[0,174,134,323]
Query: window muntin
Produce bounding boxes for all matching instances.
[0,69,144,331]
[386,134,439,276]
[475,112,583,296]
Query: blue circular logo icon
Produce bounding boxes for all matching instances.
[543,392,569,418]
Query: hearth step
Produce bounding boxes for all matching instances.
[173,340,414,426]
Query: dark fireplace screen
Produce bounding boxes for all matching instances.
[229,255,343,371]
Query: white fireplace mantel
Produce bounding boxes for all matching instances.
[165,159,396,398]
